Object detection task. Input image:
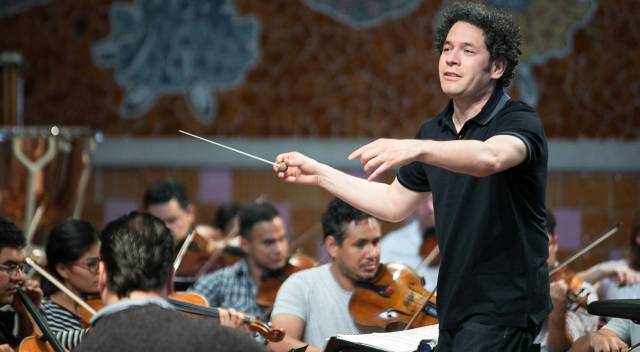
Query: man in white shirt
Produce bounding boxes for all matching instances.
[268,198,382,352]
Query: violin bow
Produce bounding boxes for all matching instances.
[289,222,322,252]
[415,246,440,273]
[25,257,97,316]
[549,223,620,276]
[173,229,197,273]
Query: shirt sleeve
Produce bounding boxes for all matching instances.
[396,124,432,192]
[492,106,546,165]
[603,318,631,344]
[270,272,309,322]
[397,161,431,192]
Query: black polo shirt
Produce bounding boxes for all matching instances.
[397,88,551,330]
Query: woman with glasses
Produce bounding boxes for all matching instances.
[41,219,100,349]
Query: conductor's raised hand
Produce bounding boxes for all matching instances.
[348,139,423,181]
[274,152,322,185]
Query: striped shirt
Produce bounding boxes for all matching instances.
[40,298,88,349]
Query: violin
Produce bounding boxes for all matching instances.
[549,265,589,310]
[16,288,66,352]
[167,291,285,343]
[256,254,317,310]
[349,263,438,331]
[546,223,621,311]
[174,225,245,278]
[75,298,103,327]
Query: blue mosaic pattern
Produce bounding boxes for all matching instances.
[92,0,259,124]
[304,0,422,28]
[0,0,48,18]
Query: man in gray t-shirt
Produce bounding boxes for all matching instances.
[268,199,383,352]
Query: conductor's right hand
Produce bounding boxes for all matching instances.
[274,152,323,185]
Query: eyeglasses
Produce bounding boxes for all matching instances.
[71,259,100,274]
[0,262,29,276]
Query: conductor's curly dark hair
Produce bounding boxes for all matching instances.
[435,1,522,88]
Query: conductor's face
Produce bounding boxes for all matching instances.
[439,21,503,99]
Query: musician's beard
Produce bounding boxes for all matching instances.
[336,259,379,283]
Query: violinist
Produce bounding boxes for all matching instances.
[0,218,42,351]
[143,179,207,244]
[268,198,382,352]
[577,224,640,301]
[75,211,266,352]
[40,219,99,349]
[380,193,438,292]
[143,179,226,283]
[190,202,289,319]
[534,210,598,352]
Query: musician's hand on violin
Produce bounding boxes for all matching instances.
[274,152,323,185]
[348,139,422,181]
[549,280,569,308]
[12,279,42,315]
[585,330,629,352]
[23,279,43,307]
[217,307,251,332]
[0,344,14,352]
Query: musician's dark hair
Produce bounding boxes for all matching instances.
[321,198,373,245]
[143,179,190,210]
[435,1,521,88]
[100,212,174,298]
[238,203,279,240]
[0,217,25,251]
[545,209,556,235]
[43,219,100,295]
[214,202,244,233]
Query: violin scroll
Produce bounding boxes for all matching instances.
[244,318,285,343]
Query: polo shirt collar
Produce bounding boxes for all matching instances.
[438,88,510,132]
